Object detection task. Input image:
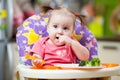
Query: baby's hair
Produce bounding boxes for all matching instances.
[40,5,86,26]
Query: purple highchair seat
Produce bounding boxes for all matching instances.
[16,12,98,65]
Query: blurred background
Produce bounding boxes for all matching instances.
[0,0,120,80]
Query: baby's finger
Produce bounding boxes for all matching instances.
[33,54,41,59]
[33,59,38,63]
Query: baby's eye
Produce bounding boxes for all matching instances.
[53,25,58,28]
[63,27,69,30]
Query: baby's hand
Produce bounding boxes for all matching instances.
[59,35,72,46]
[32,54,43,67]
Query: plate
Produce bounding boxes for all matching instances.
[54,64,105,70]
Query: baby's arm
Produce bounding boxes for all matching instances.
[70,39,89,60]
[30,38,45,66]
[59,35,89,60]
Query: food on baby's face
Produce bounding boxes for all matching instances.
[79,58,101,66]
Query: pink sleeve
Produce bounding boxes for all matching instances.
[30,39,44,58]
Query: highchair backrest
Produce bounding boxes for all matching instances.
[16,12,98,65]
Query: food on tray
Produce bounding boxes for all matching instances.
[79,60,90,66]
[91,58,101,66]
[79,57,101,66]
[102,63,119,68]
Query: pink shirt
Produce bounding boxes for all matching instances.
[31,37,76,66]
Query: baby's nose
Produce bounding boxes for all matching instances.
[58,28,63,34]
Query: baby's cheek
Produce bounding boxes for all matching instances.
[64,31,72,36]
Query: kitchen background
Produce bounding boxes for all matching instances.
[0,0,120,80]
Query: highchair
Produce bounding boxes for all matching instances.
[16,12,98,80]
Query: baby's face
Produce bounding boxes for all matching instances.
[47,14,74,46]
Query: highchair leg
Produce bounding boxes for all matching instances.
[19,77,30,80]
[19,73,25,80]
[19,76,25,80]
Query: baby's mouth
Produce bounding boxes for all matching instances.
[56,36,59,39]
